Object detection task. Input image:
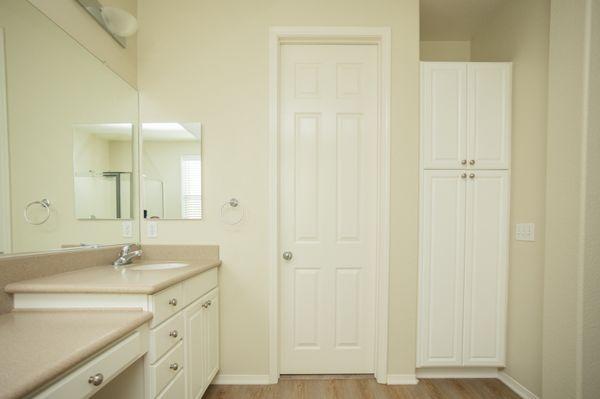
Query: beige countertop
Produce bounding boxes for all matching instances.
[4,259,221,295]
[0,309,152,399]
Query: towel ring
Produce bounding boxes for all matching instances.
[220,198,244,225]
[24,198,51,225]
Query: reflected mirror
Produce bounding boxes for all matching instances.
[142,123,202,220]
[0,0,139,255]
[73,124,133,220]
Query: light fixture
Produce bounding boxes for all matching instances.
[76,0,138,48]
[100,6,138,37]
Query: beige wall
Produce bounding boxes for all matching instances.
[420,40,471,61]
[138,0,420,377]
[543,0,596,398]
[28,0,138,87]
[0,0,138,253]
[470,1,550,396]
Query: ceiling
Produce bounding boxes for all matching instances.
[420,0,505,41]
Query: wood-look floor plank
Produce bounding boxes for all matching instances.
[203,377,520,399]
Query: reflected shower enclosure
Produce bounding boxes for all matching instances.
[73,124,134,220]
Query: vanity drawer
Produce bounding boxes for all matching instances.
[149,341,184,397]
[156,367,185,399]
[148,312,184,364]
[183,267,218,307]
[35,330,146,399]
[150,284,184,327]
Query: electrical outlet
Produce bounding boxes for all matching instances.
[516,223,535,241]
[122,221,133,238]
[147,221,158,238]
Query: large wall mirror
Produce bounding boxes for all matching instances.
[142,123,202,220]
[0,0,139,255]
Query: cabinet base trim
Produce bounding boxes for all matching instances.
[498,371,539,399]
[212,374,271,385]
[387,374,418,385]
[416,367,499,379]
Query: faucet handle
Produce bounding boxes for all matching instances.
[120,244,137,255]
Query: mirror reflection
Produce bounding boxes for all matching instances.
[73,124,133,220]
[0,0,139,255]
[142,123,202,220]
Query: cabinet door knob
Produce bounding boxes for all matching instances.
[169,363,179,371]
[469,173,475,179]
[469,160,475,165]
[168,298,178,306]
[88,373,104,386]
[461,173,467,179]
[282,251,293,261]
[169,330,178,338]
[461,159,467,165]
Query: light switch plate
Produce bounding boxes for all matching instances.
[121,221,133,238]
[147,221,158,238]
[516,223,535,241]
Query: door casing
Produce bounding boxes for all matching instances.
[0,29,12,254]
[268,27,391,384]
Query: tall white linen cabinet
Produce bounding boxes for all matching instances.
[417,62,512,369]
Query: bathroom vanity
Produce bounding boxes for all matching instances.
[2,248,220,399]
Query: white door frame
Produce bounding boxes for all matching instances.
[268,26,391,384]
[0,29,12,254]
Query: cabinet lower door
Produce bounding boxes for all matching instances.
[463,170,509,366]
[203,289,219,386]
[185,289,219,399]
[418,170,467,366]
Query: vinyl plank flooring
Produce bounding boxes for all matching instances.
[203,377,521,399]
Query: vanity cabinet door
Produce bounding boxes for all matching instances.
[184,288,219,399]
[203,288,219,386]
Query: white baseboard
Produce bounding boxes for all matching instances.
[212,374,272,385]
[416,367,499,379]
[498,371,539,399]
[387,374,419,385]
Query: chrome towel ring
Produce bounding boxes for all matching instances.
[24,198,51,225]
[220,198,244,225]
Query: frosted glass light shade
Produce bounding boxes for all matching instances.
[100,6,138,37]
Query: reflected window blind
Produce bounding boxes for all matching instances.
[180,155,202,218]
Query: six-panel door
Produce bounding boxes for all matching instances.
[279,44,378,373]
[463,171,509,366]
[418,170,467,366]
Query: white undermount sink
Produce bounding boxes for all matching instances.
[129,262,190,271]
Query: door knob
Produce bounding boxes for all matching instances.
[282,251,293,261]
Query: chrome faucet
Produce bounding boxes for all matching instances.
[113,244,143,266]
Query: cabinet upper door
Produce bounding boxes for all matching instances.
[467,63,511,169]
[463,170,509,366]
[421,63,468,170]
[418,170,467,367]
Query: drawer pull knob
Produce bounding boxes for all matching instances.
[168,298,178,306]
[169,330,178,338]
[203,300,212,308]
[469,173,475,179]
[170,363,179,371]
[469,159,476,165]
[88,373,104,386]
[461,159,467,165]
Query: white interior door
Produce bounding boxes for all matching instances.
[279,44,378,374]
[421,62,468,170]
[0,29,11,255]
[463,170,509,366]
[418,170,467,367]
[467,63,511,169]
